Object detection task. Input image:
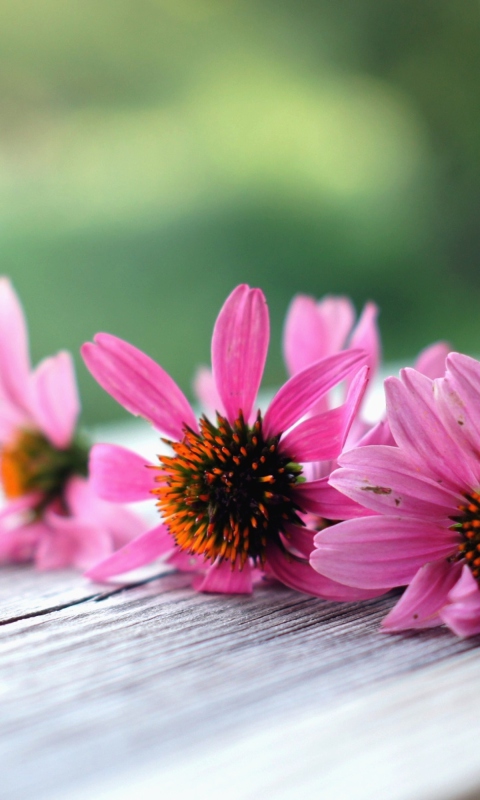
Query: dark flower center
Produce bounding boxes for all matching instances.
[154,411,305,568]
[1,429,89,510]
[452,490,480,580]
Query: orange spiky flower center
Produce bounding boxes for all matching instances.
[0,429,88,507]
[153,411,305,568]
[452,490,480,582]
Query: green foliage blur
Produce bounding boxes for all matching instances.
[0,0,479,423]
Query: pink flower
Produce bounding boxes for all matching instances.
[311,353,480,637]
[82,284,380,597]
[0,278,144,570]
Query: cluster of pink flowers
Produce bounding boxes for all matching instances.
[3,277,480,639]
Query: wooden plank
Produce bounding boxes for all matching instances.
[0,573,478,799]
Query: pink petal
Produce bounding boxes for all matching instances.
[291,477,373,520]
[40,511,113,571]
[385,369,478,490]
[283,523,316,558]
[211,285,269,424]
[266,541,387,600]
[263,349,366,439]
[0,522,41,563]
[84,523,173,581]
[165,547,203,573]
[311,516,459,589]
[414,341,450,380]
[436,353,480,459]
[0,277,32,410]
[439,565,480,637]
[89,443,157,502]
[348,302,380,382]
[381,560,462,631]
[354,419,396,448]
[316,296,356,354]
[331,445,461,519]
[29,351,80,448]
[82,334,197,439]
[282,295,329,377]
[65,476,146,548]
[193,366,225,415]
[193,558,253,594]
[280,366,368,463]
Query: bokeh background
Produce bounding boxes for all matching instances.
[1,0,479,423]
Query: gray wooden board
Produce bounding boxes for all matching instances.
[0,567,479,799]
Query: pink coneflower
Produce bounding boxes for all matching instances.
[311,354,480,636]
[0,278,143,569]
[82,284,381,597]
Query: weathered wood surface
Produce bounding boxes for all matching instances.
[1,566,480,800]
[1,416,480,800]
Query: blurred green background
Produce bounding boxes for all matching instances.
[1,0,479,423]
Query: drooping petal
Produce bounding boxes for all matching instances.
[280,366,368,463]
[84,523,173,581]
[193,365,225,415]
[211,285,269,424]
[331,445,461,519]
[39,511,113,570]
[193,558,253,594]
[29,351,80,448]
[0,277,32,411]
[348,302,380,382]
[282,523,316,558]
[82,334,197,439]
[266,541,388,600]
[282,295,328,377]
[414,341,450,380]
[385,369,478,490]
[381,560,462,631]
[89,443,157,503]
[311,516,459,589]
[439,565,480,637]
[263,349,366,439]
[291,476,374,520]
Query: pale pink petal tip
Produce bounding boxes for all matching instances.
[439,565,480,637]
[89,443,156,503]
[193,558,253,594]
[85,523,173,582]
[283,295,328,377]
[348,301,380,380]
[29,351,80,448]
[414,341,450,380]
[212,284,269,425]
[193,365,224,415]
[0,277,32,410]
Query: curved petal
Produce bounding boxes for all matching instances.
[283,523,316,558]
[311,516,459,589]
[84,523,173,581]
[29,351,80,448]
[439,565,480,637]
[280,366,368,463]
[165,547,203,573]
[414,341,450,380]
[0,277,31,410]
[263,349,366,439]
[436,353,480,459]
[291,477,373,520]
[282,295,328,377]
[0,521,41,563]
[381,559,462,631]
[348,302,380,383]
[211,285,269,424]
[193,558,253,594]
[385,369,478,490]
[331,445,461,520]
[316,296,356,355]
[82,334,197,439]
[39,511,113,570]
[266,541,387,600]
[89,443,157,503]
[193,365,225,415]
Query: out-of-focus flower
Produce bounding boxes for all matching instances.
[82,284,380,597]
[311,353,480,637]
[0,278,143,569]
